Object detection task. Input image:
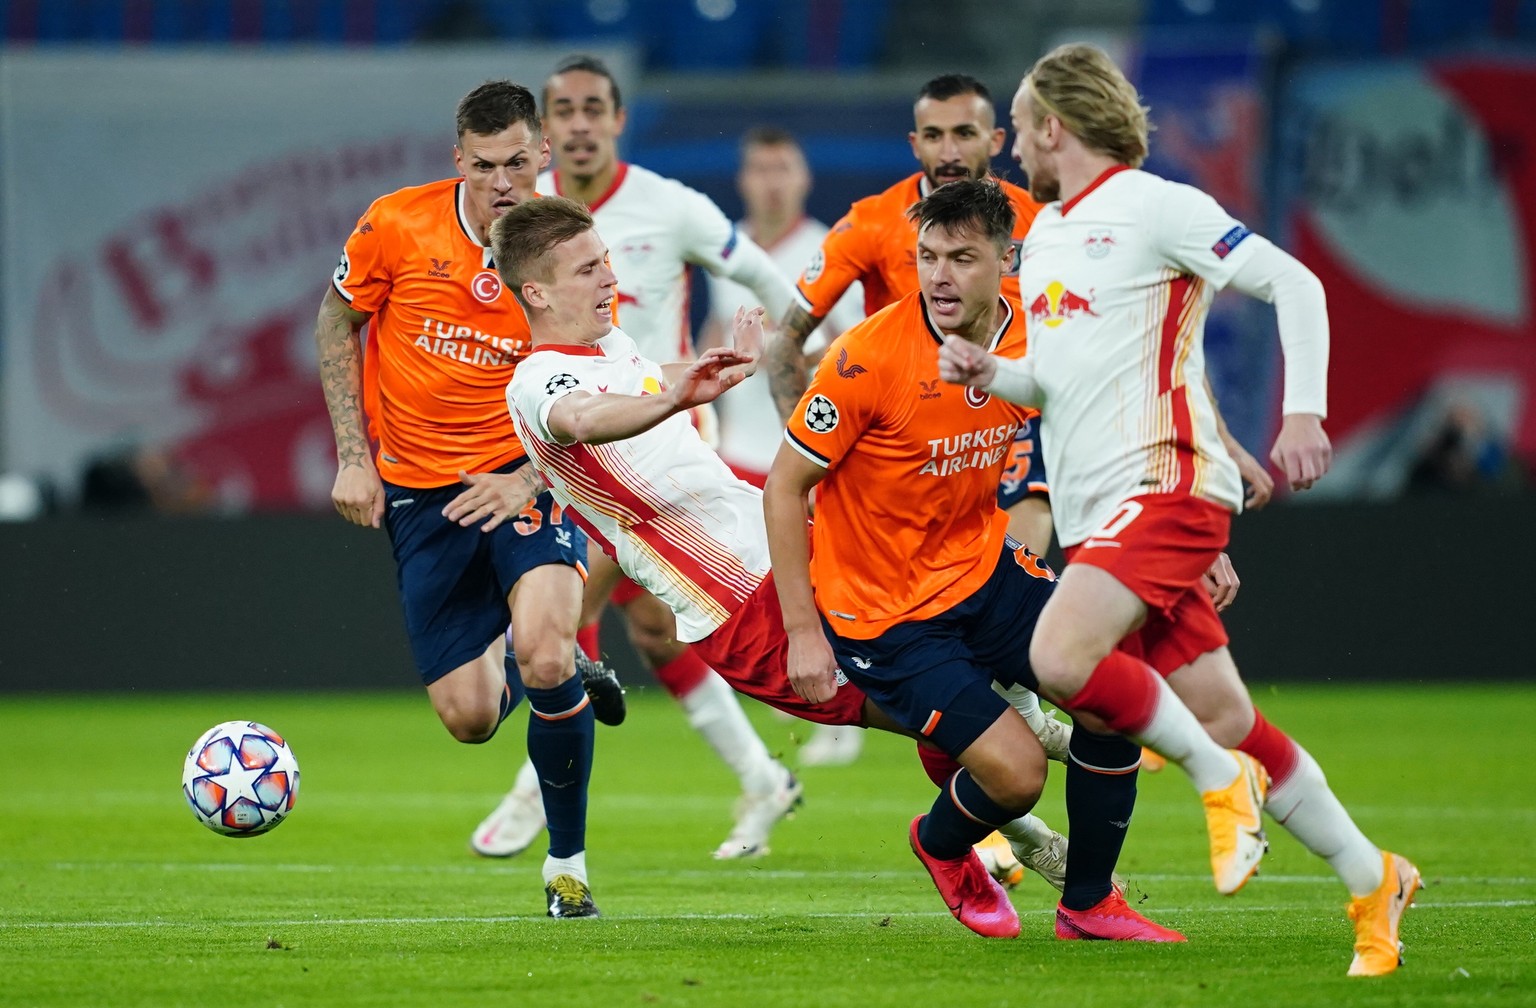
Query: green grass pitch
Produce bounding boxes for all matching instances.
[2,683,1531,1007]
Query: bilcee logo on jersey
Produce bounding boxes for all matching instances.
[428,257,453,279]
[1028,281,1098,328]
[834,349,868,379]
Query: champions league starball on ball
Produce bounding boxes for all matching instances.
[181,721,300,836]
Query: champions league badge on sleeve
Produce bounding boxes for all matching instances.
[804,394,839,433]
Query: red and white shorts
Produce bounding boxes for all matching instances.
[690,572,869,727]
[1065,494,1232,676]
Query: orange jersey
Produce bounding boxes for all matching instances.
[784,291,1034,639]
[795,173,1042,318]
[332,178,532,488]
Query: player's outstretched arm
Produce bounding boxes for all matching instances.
[315,287,384,529]
[762,444,841,705]
[556,347,755,446]
[765,304,827,420]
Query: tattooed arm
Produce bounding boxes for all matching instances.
[765,303,827,421]
[316,286,383,528]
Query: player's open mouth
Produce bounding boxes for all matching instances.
[931,296,960,311]
[596,297,613,314]
[492,197,518,214]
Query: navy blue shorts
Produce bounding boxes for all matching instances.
[822,537,1055,758]
[996,415,1049,511]
[383,460,588,685]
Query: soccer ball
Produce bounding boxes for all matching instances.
[182,720,300,837]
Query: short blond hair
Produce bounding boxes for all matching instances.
[1024,44,1151,168]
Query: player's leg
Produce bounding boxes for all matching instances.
[424,642,522,742]
[912,694,1041,938]
[618,587,800,860]
[382,477,527,743]
[1169,648,1420,975]
[969,544,1177,940]
[832,610,1043,938]
[508,560,598,917]
[1031,495,1270,893]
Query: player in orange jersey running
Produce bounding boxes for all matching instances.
[940,44,1420,973]
[765,179,1184,942]
[315,80,610,919]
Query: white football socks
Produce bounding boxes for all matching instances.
[1134,676,1240,793]
[681,670,783,796]
[1266,745,1385,896]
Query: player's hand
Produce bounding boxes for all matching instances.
[670,346,756,409]
[785,627,841,705]
[1202,552,1240,612]
[1270,413,1332,492]
[331,462,384,529]
[444,469,537,533]
[732,305,766,363]
[1222,436,1275,510]
[938,335,997,387]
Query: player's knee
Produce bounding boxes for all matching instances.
[514,645,574,691]
[436,702,499,744]
[1028,633,1071,691]
[983,766,1045,813]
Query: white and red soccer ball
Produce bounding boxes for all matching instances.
[182,721,299,837]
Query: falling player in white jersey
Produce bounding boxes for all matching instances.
[700,126,868,769]
[486,193,1104,903]
[471,55,802,862]
[939,43,1420,976]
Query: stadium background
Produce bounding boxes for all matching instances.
[0,0,1531,691]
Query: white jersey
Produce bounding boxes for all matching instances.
[1020,167,1249,547]
[540,162,793,364]
[506,327,770,642]
[705,217,865,476]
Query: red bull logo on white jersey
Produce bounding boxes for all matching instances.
[1027,281,1098,328]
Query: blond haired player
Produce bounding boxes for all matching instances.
[940,43,1420,975]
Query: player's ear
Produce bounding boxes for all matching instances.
[538,136,552,173]
[614,105,628,137]
[989,126,1006,157]
[523,280,547,311]
[453,143,466,177]
[907,130,920,159]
